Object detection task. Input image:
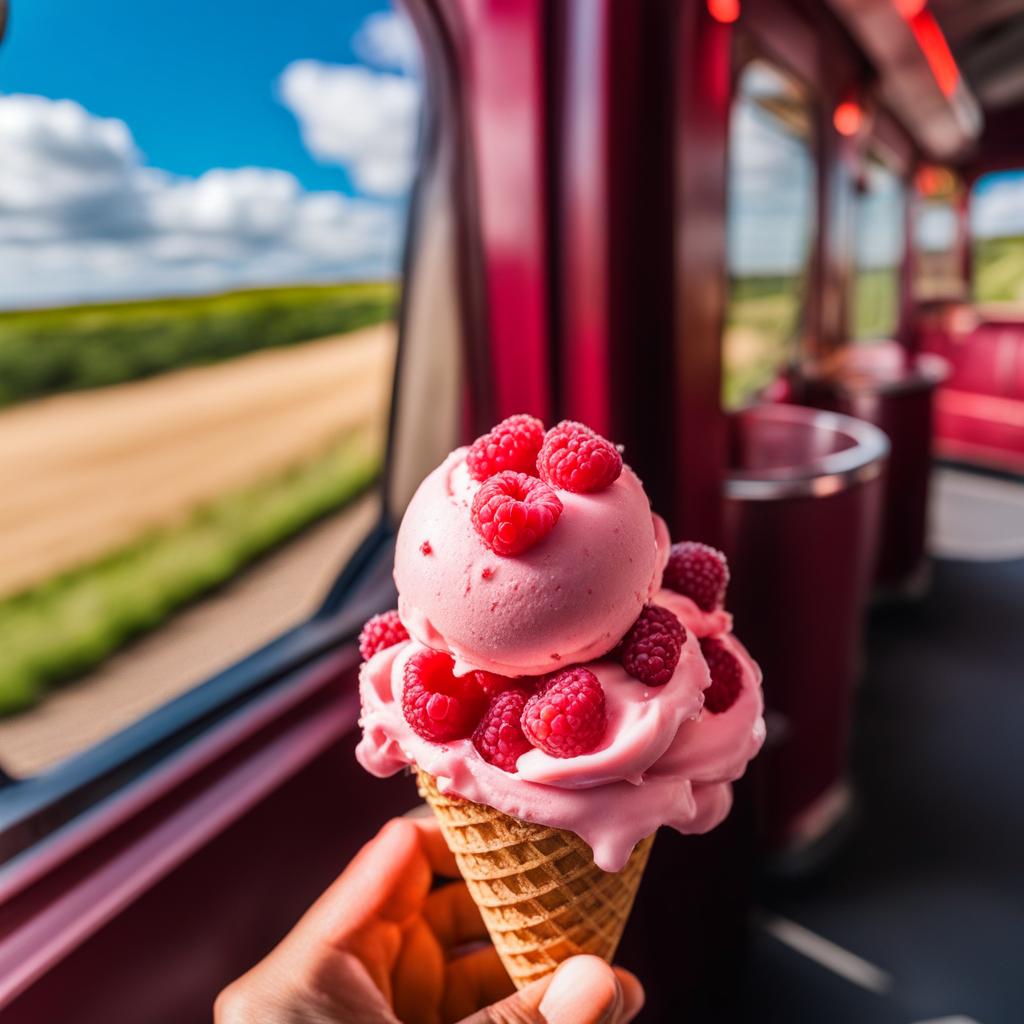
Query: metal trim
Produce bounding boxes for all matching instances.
[725,404,890,501]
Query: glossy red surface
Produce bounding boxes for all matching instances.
[0,651,409,1023]
[920,317,1024,473]
[724,406,886,848]
[558,0,613,437]
[795,344,949,588]
[453,0,552,424]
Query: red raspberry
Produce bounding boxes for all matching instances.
[618,604,687,686]
[473,687,533,772]
[522,668,606,757]
[358,609,409,660]
[537,420,623,493]
[471,471,563,556]
[700,637,742,714]
[663,542,729,611]
[402,649,488,742]
[466,414,545,481]
[474,671,517,698]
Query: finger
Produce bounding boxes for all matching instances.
[391,918,445,1024]
[423,882,489,950]
[458,955,627,1024]
[303,819,433,942]
[613,967,645,1024]
[407,814,461,878]
[441,946,515,1023]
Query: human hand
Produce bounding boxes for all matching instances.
[215,814,645,1024]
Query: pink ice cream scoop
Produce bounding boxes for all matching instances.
[356,418,765,872]
[394,447,666,677]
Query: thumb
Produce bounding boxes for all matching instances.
[461,955,643,1024]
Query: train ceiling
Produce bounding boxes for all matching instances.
[933,0,1024,112]
[829,0,1024,167]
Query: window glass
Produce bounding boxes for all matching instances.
[912,166,962,301]
[971,169,1024,305]
[851,158,905,342]
[0,1,421,774]
[724,60,817,409]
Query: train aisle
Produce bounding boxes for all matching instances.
[745,483,1024,1023]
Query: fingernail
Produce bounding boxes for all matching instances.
[539,956,622,1024]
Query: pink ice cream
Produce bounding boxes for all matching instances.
[394,448,664,677]
[356,441,765,872]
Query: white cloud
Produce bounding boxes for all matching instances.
[353,9,421,75]
[0,93,404,307]
[971,171,1024,239]
[277,60,419,197]
[0,7,425,307]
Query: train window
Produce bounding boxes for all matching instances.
[971,168,1024,305]
[850,158,904,342]
[0,2,421,775]
[724,59,817,409]
[912,166,963,302]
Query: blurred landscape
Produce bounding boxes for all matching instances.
[0,284,396,719]
[0,0,417,768]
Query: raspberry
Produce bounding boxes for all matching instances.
[663,542,729,611]
[466,414,545,481]
[358,609,409,660]
[700,637,742,714]
[473,688,533,772]
[618,604,687,686]
[471,471,563,556]
[522,668,606,757]
[537,420,622,493]
[402,649,488,742]
[474,671,517,698]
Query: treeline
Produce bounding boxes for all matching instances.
[0,281,397,407]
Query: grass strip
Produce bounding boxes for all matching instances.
[0,429,381,716]
[0,280,396,407]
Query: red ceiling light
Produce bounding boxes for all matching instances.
[833,99,864,137]
[915,164,957,198]
[707,0,740,25]
[898,5,960,97]
[893,0,927,17]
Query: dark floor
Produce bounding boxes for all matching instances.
[744,557,1024,1024]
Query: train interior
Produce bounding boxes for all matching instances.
[1,0,1023,1021]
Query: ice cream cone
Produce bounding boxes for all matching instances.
[416,769,654,989]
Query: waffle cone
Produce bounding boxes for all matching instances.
[416,769,653,989]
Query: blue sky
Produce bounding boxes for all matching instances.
[0,0,392,193]
[0,0,421,306]
[4,3,1024,308]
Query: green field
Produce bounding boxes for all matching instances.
[0,429,380,716]
[974,235,1024,302]
[723,274,805,408]
[851,267,899,341]
[0,281,396,408]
